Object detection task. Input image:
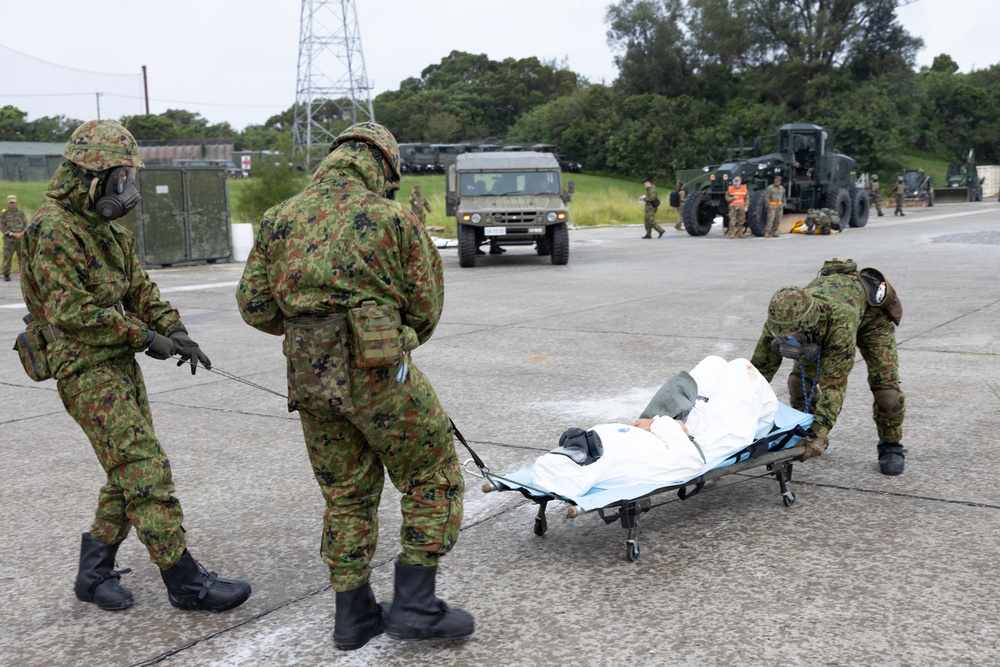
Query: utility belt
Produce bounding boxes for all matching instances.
[13,301,124,382]
[769,201,783,206]
[283,301,408,415]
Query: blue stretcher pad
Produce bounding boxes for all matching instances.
[489,403,814,512]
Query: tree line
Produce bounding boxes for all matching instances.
[4,0,999,180]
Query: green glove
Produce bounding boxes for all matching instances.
[145,331,179,361]
[169,331,211,375]
[799,432,829,461]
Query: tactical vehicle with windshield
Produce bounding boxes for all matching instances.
[446,151,573,268]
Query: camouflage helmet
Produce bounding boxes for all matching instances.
[330,122,401,181]
[62,120,144,172]
[767,287,820,337]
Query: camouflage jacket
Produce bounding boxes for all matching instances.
[409,191,431,214]
[750,272,872,437]
[19,162,184,379]
[765,183,785,206]
[644,185,658,210]
[2,208,28,236]
[236,143,444,346]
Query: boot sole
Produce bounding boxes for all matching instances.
[76,595,134,611]
[167,585,252,612]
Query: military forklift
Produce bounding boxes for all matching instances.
[934,152,983,203]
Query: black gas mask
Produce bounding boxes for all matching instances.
[770,333,820,362]
[94,166,141,220]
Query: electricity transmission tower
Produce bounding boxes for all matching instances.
[293,0,375,170]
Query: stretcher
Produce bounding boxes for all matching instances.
[475,403,813,562]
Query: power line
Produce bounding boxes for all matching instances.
[0,42,140,77]
[0,92,285,110]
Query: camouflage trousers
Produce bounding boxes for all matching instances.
[729,204,747,237]
[788,309,905,443]
[298,362,464,592]
[643,206,664,235]
[870,191,883,214]
[765,205,783,236]
[412,210,427,225]
[57,357,186,568]
[2,236,19,274]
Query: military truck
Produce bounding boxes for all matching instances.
[901,169,935,207]
[934,158,983,203]
[681,123,867,236]
[445,151,574,267]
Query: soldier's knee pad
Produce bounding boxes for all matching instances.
[787,372,805,407]
[873,386,904,418]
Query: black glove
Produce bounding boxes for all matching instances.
[145,331,179,361]
[169,331,211,375]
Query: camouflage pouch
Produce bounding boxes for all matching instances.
[819,258,858,276]
[347,301,402,369]
[283,314,353,415]
[860,267,903,325]
[13,323,52,382]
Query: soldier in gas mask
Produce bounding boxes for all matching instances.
[18,120,251,614]
[750,258,906,475]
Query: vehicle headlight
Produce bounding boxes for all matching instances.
[471,213,482,223]
[546,212,557,222]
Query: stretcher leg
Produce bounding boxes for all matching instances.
[769,459,797,507]
[533,499,549,537]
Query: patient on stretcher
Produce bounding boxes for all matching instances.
[531,356,778,497]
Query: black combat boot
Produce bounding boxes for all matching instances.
[877,441,907,476]
[159,549,251,612]
[74,532,133,611]
[333,582,388,650]
[384,562,474,641]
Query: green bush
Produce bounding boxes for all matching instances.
[230,162,307,224]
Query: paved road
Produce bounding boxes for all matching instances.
[2,203,999,666]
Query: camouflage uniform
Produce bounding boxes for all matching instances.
[1,198,27,278]
[764,179,784,237]
[409,186,431,224]
[867,177,883,216]
[19,126,190,568]
[641,182,664,237]
[236,123,463,593]
[725,179,748,238]
[804,207,837,235]
[673,183,686,230]
[751,259,905,469]
[893,177,906,216]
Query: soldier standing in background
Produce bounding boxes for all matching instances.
[750,258,906,476]
[725,176,748,238]
[409,184,431,224]
[893,176,906,216]
[868,174,884,216]
[1,194,27,281]
[19,120,251,614]
[763,176,785,238]
[673,181,686,231]
[639,178,665,238]
[237,122,474,650]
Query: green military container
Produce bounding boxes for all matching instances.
[121,166,232,267]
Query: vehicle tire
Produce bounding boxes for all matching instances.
[682,189,716,236]
[849,188,870,228]
[826,188,852,231]
[746,189,769,237]
[549,222,569,265]
[458,223,479,268]
[536,234,551,256]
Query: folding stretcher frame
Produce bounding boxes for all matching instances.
[476,404,813,562]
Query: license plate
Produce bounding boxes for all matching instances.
[528,227,544,234]
[485,226,506,236]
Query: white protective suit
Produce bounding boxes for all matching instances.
[532,356,778,497]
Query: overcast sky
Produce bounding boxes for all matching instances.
[2,0,997,132]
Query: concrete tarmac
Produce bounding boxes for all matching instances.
[1,203,999,666]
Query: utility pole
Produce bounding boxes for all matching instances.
[292,0,375,171]
[142,66,150,115]
[95,92,103,120]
